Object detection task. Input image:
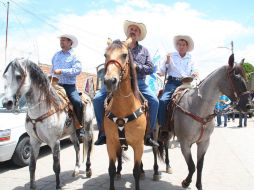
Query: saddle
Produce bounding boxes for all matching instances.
[158,77,193,142]
[50,76,91,129]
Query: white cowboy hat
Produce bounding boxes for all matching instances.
[173,35,194,52]
[123,20,147,41]
[58,34,78,48]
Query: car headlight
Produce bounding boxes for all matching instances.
[0,129,11,141]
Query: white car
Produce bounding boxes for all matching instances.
[0,95,30,167]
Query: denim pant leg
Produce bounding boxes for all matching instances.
[239,113,243,126]
[138,79,159,131]
[217,112,222,126]
[157,81,180,126]
[244,113,247,126]
[223,113,228,126]
[62,84,83,123]
[93,86,107,133]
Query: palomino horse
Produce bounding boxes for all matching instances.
[103,38,152,190]
[157,54,251,190]
[2,58,94,190]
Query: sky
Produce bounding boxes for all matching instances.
[0,0,254,80]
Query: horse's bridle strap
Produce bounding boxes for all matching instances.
[106,107,143,125]
[106,107,144,150]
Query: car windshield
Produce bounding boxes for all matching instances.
[0,94,27,113]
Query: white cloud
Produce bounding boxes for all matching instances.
[1,1,254,80]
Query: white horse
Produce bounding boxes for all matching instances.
[2,58,94,190]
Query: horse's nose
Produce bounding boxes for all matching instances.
[2,99,13,110]
[104,77,117,87]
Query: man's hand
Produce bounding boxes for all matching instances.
[54,69,62,75]
[166,53,171,64]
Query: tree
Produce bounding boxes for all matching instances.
[242,62,254,82]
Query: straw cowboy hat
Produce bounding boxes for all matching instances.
[173,35,194,52]
[58,34,78,48]
[123,20,147,41]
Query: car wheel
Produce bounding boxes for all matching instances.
[12,136,31,167]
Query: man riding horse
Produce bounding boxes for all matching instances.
[157,35,198,129]
[93,20,159,147]
[51,34,85,139]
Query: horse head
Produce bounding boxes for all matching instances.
[221,54,251,112]
[2,58,31,110]
[103,38,133,92]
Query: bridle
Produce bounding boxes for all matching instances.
[227,66,250,102]
[13,66,27,110]
[105,57,129,83]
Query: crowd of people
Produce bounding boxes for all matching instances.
[215,94,252,128]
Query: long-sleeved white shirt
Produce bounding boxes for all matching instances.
[159,52,196,78]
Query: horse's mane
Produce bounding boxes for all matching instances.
[26,60,60,108]
[9,59,60,108]
[108,40,140,100]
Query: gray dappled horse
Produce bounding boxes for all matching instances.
[2,58,94,190]
[157,54,251,190]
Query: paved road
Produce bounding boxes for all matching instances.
[1,118,254,190]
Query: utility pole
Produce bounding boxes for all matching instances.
[5,1,10,66]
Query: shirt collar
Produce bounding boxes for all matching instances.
[61,48,74,55]
[175,51,191,59]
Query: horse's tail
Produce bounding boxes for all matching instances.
[82,128,93,162]
[157,141,165,162]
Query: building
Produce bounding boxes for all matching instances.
[39,63,97,93]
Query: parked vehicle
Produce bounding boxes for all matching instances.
[0,95,30,167]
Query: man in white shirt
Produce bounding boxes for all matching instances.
[158,35,198,127]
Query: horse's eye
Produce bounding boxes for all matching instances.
[104,53,107,58]
[121,53,127,60]
[16,75,22,81]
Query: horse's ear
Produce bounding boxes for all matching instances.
[107,38,113,46]
[228,53,234,68]
[124,37,133,48]
[240,58,245,65]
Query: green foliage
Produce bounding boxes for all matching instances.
[242,62,254,82]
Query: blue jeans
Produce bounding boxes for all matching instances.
[216,112,228,126]
[239,112,247,126]
[93,79,159,135]
[60,84,83,123]
[158,80,182,126]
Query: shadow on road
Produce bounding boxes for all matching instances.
[11,170,185,190]
[0,138,73,174]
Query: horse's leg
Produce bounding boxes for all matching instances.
[180,141,195,188]
[52,140,61,190]
[196,139,210,190]
[70,133,80,177]
[140,161,145,180]
[85,134,93,178]
[165,140,173,174]
[107,144,117,190]
[29,138,41,190]
[152,147,161,181]
[133,146,143,190]
[116,149,122,179]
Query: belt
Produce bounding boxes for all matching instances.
[168,76,182,81]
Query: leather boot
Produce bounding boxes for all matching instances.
[145,132,159,147]
[94,132,106,145]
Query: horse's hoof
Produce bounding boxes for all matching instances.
[140,172,145,180]
[86,169,92,178]
[182,179,191,188]
[153,173,161,181]
[72,170,79,177]
[166,166,173,174]
[30,183,36,190]
[115,173,121,180]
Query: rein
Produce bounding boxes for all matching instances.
[227,67,250,102]
[14,69,27,110]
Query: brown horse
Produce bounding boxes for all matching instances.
[103,38,146,190]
